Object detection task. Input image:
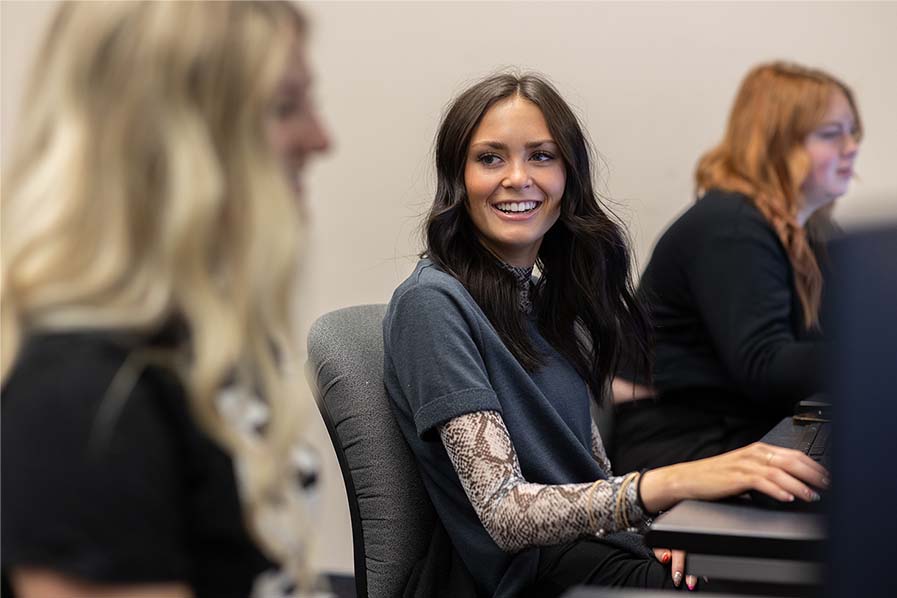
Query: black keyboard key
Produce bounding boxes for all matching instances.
[810,424,831,457]
[797,424,819,454]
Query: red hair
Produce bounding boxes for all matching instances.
[695,62,862,328]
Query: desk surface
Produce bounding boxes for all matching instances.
[643,417,827,585]
[561,586,772,598]
[646,499,825,560]
[646,416,827,561]
[561,590,776,598]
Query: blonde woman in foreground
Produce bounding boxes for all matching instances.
[1,2,329,597]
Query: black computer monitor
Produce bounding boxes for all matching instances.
[826,224,897,598]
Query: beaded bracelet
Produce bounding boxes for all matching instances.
[586,478,605,534]
[614,471,640,530]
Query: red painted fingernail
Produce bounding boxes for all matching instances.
[661,551,671,564]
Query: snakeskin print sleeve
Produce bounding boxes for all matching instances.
[438,410,646,553]
[590,418,614,476]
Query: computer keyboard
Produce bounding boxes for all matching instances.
[796,421,831,465]
[747,419,831,511]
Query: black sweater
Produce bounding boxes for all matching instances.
[1,332,272,597]
[611,189,825,471]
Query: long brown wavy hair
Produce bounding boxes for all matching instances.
[695,62,862,328]
[425,73,651,402]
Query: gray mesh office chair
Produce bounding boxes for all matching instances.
[307,304,437,598]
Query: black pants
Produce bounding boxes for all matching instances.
[522,537,684,597]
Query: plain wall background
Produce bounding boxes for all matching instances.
[3,0,895,575]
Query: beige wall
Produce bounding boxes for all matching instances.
[3,0,896,575]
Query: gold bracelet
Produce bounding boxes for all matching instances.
[586,478,605,534]
[623,473,634,529]
[626,472,641,528]
[614,476,626,529]
[614,472,639,530]
[613,475,625,529]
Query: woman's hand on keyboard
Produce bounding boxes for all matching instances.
[638,442,830,513]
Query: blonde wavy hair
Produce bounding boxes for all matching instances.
[695,61,862,329]
[2,0,313,584]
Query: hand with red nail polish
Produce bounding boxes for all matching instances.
[654,547,693,588]
[671,550,687,587]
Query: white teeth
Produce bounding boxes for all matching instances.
[496,201,538,213]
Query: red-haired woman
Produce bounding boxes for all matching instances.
[612,62,861,472]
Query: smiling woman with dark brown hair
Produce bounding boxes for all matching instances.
[383,71,828,598]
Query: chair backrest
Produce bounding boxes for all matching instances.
[307,304,436,598]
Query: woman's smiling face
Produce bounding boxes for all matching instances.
[463,95,566,267]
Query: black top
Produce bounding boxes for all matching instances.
[611,190,825,471]
[1,331,273,597]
